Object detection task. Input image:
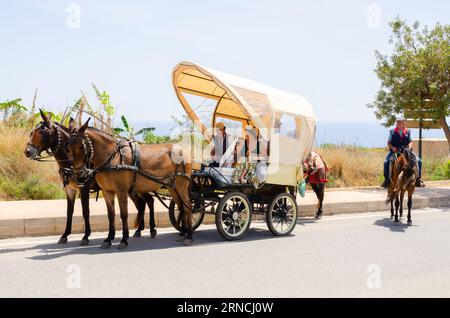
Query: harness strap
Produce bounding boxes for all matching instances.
[152,191,172,210]
[59,167,74,187]
[79,136,193,211]
[129,141,141,194]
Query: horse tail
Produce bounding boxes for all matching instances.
[171,143,192,176]
[385,191,395,204]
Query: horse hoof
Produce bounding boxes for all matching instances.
[176,235,186,242]
[183,238,193,246]
[394,219,399,223]
[101,241,112,249]
[407,220,412,226]
[150,230,157,239]
[80,238,89,246]
[132,231,141,238]
[58,237,68,244]
[118,242,128,250]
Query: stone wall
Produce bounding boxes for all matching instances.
[413,138,449,158]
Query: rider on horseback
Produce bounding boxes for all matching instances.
[381,117,424,188]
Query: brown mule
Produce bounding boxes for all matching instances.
[66,118,193,249]
[24,110,156,245]
[386,149,416,225]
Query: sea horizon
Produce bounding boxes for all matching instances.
[126,119,447,148]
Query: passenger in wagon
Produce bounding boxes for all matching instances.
[233,126,269,185]
[210,121,234,167]
[245,126,269,163]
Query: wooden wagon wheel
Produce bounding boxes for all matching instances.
[215,192,252,241]
[266,192,298,236]
[168,199,205,232]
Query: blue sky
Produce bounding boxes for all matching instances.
[1,0,449,123]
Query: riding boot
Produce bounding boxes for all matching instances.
[381,178,391,188]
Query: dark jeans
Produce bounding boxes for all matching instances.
[383,151,422,179]
[311,183,325,215]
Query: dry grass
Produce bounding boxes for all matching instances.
[0,123,448,200]
[317,144,449,188]
[0,124,64,200]
[317,145,385,187]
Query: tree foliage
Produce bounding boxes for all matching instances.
[368,18,450,146]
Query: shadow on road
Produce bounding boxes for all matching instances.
[373,217,417,233]
[0,225,297,261]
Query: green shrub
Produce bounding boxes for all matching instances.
[425,160,450,181]
[0,175,65,200]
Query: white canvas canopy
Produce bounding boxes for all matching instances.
[172,61,316,186]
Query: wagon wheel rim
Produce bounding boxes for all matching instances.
[270,195,296,234]
[220,196,251,238]
[175,208,203,225]
[173,200,204,229]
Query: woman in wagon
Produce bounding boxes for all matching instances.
[233,125,269,186]
[209,121,234,168]
[304,151,328,219]
[381,117,424,188]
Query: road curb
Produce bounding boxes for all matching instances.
[1,191,450,239]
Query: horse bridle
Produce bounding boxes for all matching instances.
[66,131,97,185]
[27,123,64,161]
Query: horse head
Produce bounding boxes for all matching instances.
[399,148,416,177]
[24,109,69,159]
[65,118,93,185]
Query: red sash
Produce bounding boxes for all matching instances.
[394,127,408,141]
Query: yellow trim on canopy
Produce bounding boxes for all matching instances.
[172,63,250,141]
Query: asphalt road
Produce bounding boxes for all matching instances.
[1,207,450,298]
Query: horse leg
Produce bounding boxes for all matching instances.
[388,186,394,219]
[399,190,405,219]
[102,190,116,249]
[394,195,400,223]
[117,192,129,249]
[178,182,193,245]
[183,203,194,245]
[130,193,145,238]
[168,190,185,241]
[390,198,394,219]
[142,193,157,238]
[407,187,414,225]
[80,186,91,246]
[58,187,77,244]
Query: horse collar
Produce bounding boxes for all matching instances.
[50,126,62,155]
[82,135,95,168]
